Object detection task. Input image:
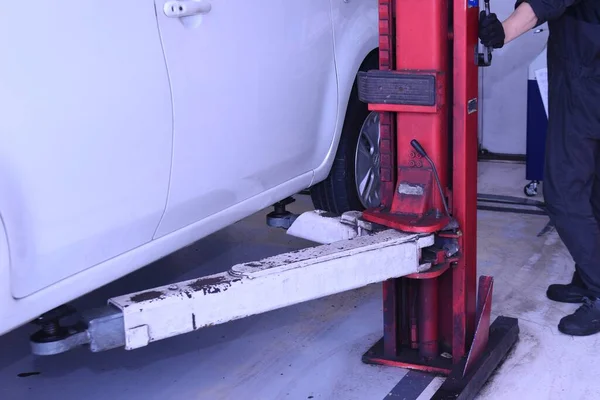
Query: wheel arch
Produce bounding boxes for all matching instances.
[312,46,379,185]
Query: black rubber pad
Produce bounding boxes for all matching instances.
[357,70,436,106]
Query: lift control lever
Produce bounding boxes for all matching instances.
[477,0,494,67]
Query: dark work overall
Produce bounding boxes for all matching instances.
[527,0,600,295]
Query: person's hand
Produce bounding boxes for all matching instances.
[479,11,505,49]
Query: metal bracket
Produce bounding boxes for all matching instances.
[286,210,377,244]
[30,306,125,356]
[266,197,298,229]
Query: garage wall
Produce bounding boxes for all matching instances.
[479,1,548,156]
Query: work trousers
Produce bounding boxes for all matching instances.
[543,61,600,296]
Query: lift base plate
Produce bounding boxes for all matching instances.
[431,316,519,400]
[362,340,454,375]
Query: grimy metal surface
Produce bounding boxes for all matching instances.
[463,276,494,377]
[109,229,434,350]
[451,0,481,358]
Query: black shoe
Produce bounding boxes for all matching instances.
[547,268,591,303]
[558,297,600,336]
[546,283,591,303]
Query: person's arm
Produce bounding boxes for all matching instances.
[479,0,580,48]
[502,2,539,44]
[501,0,582,44]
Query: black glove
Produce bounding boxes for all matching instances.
[479,11,505,49]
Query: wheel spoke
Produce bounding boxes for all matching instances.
[365,171,381,207]
[358,137,372,157]
[356,155,371,181]
[355,111,382,209]
[364,172,375,199]
[358,167,373,196]
[363,123,379,150]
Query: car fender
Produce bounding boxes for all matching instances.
[312,4,379,185]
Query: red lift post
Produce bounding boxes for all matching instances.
[357,0,518,395]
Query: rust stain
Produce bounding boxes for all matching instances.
[188,276,227,290]
[187,276,241,295]
[130,290,164,303]
[244,262,263,267]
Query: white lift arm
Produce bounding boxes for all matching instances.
[30,211,434,355]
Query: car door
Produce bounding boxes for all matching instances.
[0,3,173,297]
[153,0,338,237]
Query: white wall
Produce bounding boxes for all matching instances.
[479,0,548,156]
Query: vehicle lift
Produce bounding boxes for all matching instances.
[29,0,518,398]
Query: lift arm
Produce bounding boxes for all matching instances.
[30,211,435,355]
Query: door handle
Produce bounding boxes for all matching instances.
[164,0,211,18]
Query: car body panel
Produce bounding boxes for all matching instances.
[0,0,379,335]
[312,0,379,183]
[0,173,312,336]
[153,0,339,237]
[0,2,173,298]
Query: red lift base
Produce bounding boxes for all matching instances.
[363,276,519,398]
[430,316,519,399]
[363,341,453,375]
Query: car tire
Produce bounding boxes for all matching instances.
[310,82,381,214]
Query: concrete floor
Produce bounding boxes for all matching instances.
[1,161,596,400]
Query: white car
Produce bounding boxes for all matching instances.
[0,1,380,336]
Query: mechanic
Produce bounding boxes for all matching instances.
[479,0,600,336]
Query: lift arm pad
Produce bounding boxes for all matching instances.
[109,230,434,350]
